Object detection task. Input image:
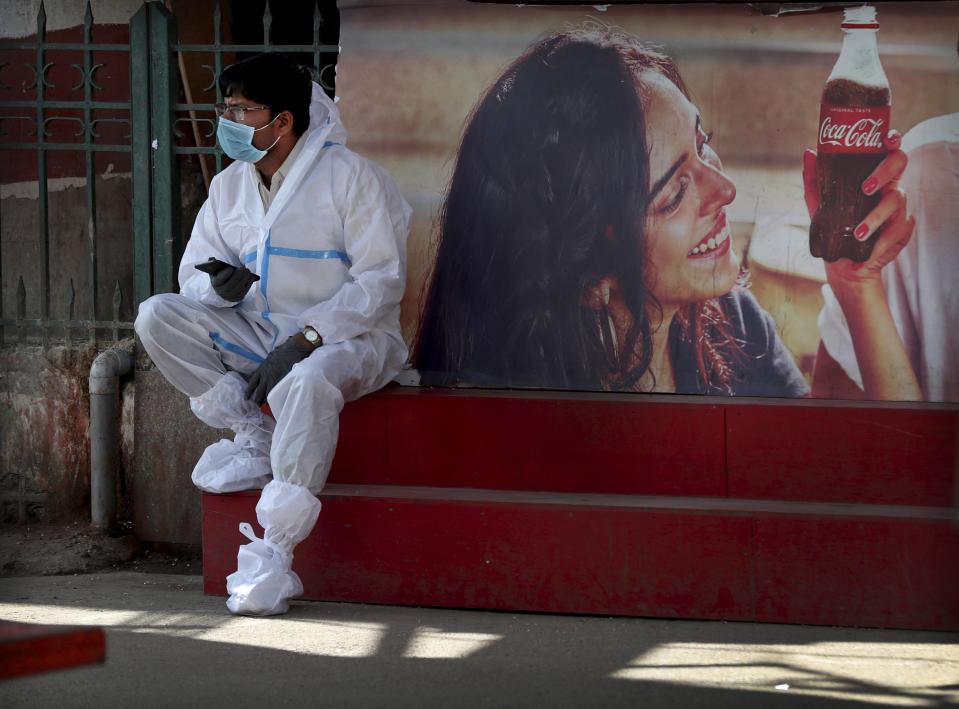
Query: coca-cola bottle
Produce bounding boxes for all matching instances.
[809,5,891,263]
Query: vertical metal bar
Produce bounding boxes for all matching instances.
[84,1,98,341]
[129,4,152,307]
[67,279,75,347]
[112,281,122,342]
[17,478,27,524]
[213,0,222,75]
[37,2,50,345]
[213,0,224,174]
[313,1,321,79]
[148,2,181,294]
[16,276,26,343]
[0,183,4,346]
[262,2,272,50]
[953,414,959,526]
[166,0,210,193]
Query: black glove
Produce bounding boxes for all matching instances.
[244,337,313,405]
[211,265,260,302]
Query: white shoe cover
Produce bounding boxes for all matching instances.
[225,523,303,616]
[191,439,272,493]
[225,481,322,616]
[189,372,276,493]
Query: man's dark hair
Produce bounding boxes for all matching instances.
[218,53,313,135]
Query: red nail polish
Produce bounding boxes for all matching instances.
[852,262,864,271]
[854,224,869,240]
[862,177,878,194]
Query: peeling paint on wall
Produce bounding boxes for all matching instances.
[0,344,135,525]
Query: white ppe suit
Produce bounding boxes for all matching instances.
[135,83,411,615]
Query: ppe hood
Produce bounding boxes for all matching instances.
[304,81,347,147]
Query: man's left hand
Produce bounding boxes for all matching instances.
[244,337,313,405]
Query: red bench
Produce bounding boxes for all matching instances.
[204,387,959,630]
[0,621,105,680]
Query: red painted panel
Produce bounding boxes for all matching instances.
[202,492,253,595]
[203,490,959,629]
[0,622,106,680]
[327,395,389,483]
[330,390,726,496]
[727,406,957,506]
[202,491,753,620]
[753,515,959,630]
[0,25,132,184]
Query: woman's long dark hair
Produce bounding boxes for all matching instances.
[413,25,735,391]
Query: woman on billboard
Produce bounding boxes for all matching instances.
[412,25,911,397]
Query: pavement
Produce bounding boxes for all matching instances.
[0,570,957,708]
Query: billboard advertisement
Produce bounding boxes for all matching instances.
[335,1,959,402]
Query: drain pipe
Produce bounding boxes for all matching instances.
[89,349,133,531]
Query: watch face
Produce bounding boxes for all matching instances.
[304,328,319,343]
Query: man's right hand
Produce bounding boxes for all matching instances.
[211,265,259,302]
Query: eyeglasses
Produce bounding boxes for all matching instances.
[213,103,270,122]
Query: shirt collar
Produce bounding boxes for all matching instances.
[253,131,306,191]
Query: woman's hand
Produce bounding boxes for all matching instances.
[803,130,915,294]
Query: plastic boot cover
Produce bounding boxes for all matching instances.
[189,372,275,492]
[226,481,322,616]
[192,440,272,493]
[225,523,303,616]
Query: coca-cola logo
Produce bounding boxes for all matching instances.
[817,104,890,154]
[819,116,885,149]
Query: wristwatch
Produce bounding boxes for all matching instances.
[301,326,322,348]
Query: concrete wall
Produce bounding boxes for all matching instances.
[1,343,103,524]
[131,366,224,545]
[0,339,211,545]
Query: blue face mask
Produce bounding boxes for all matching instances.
[216,115,280,163]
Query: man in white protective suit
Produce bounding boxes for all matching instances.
[135,53,411,615]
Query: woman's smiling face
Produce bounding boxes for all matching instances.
[639,71,740,311]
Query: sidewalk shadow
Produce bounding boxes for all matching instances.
[1,572,956,707]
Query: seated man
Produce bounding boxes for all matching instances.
[135,53,411,615]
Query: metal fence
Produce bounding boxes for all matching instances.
[0,2,133,346]
[0,0,338,346]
